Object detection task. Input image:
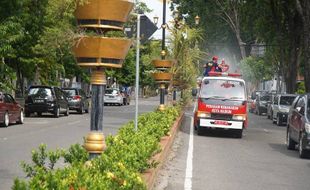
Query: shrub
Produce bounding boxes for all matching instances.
[13,106,181,190]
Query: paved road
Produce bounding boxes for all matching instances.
[0,97,159,190]
[155,106,310,190]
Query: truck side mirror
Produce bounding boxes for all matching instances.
[192,88,198,97]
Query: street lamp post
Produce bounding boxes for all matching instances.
[159,0,167,111]
[74,0,134,159]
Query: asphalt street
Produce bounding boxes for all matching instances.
[155,106,310,190]
[0,97,158,190]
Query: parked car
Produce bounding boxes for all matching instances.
[104,88,127,106]
[266,94,276,119]
[286,94,310,158]
[62,88,90,114]
[0,92,24,127]
[272,94,297,126]
[255,94,271,115]
[25,86,69,117]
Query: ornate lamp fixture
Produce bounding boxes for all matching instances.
[151,0,173,111]
[73,0,134,158]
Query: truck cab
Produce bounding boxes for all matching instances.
[193,75,247,138]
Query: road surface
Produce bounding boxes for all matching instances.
[0,97,158,190]
[155,106,310,190]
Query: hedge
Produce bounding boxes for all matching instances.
[13,106,181,190]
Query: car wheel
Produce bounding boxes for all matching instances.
[78,105,84,114]
[276,115,282,126]
[25,111,31,117]
[54,107,60,118]
[1,112,9,127]
[37,112,42,117]
[299,134,310,158]
[17,110,24,124]
[258,108,261,116]
[85,106,89,113]
[286,129,296,150]
[65,107,69,116]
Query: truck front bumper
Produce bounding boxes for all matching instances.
[199,119,243,129]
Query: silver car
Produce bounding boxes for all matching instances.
[104,88,124,106]
[272,94,297,126]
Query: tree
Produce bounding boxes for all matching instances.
[296,0,310,92]
[169,24,204,90]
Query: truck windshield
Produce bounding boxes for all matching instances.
[200,79,246,100]
[280,96,296,105]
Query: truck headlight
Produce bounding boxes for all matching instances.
[197,112,211,118]
[305,123,310,133]
[233,114,246,121]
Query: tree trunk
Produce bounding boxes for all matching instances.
[296,0,310,92]
[236,32,246,60]
[285,12,302,94]
[303,1,310,92]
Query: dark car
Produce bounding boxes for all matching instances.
[25,86,69,118]
[255,94,271,115]
[62,88,90,114]
[0,92,24,127]
[286,94,310,158]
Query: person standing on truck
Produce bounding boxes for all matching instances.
[203,56,222,76]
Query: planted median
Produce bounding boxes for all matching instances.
[13,106,182,190]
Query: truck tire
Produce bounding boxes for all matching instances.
[234,129,243,138]
[197,127,203,136]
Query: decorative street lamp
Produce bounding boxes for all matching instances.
[195,15,201,25]
[73,0,134,159]
[151,0,173,111]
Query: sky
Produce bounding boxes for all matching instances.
[139,0,173,39]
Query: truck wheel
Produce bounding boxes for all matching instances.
[197,127,203,136]
[234,129,243,138]
[286,129,296,150]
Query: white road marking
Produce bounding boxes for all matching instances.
[263,129,269,133]
[184,102,196,190]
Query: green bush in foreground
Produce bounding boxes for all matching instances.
[13,106,181,190]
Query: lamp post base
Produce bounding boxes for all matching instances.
[158,104,166,111]
[84,132,106,159]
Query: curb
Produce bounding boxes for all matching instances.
[142,111,185,190]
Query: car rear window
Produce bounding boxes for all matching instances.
[105,89,119,95]
[28,88,52,98]
[280,96,296,105]
[63,89,77,97]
